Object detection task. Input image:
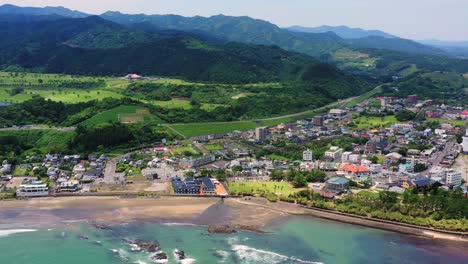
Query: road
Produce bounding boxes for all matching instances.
[430,139,457,168]
[0,125,76,131]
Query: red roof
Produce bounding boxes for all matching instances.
[340,164,371,173]
[460,110,468,116]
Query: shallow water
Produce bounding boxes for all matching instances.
[0,216,466,264]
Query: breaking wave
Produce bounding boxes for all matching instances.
[0,229,37,237]
[231,244,323,264]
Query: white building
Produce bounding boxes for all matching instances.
[446,170,462,186]
[370,164,382,173]
[324,146,343,160]
[341,151,352,162]
[255,127,268,142]
[303,149,313,162]
[16,181,49,197]
[349,154,361,164]
[462,129,468,153]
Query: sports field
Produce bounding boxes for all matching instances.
[228,182,301,196]
[81,105,157,126]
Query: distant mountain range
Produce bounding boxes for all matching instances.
[0,3,87,18]
[1,4,468,79]
[287,25,397,39]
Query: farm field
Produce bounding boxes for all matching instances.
[353,115,398,129]
[81,105,157,126]
[228,182,302,197]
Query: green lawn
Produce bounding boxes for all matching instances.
[81,105,157,126]
[357,190,380,199]
[204,144,224,151]
[353,115,398,129]
[170,146,199,155]
[228,182,301,196]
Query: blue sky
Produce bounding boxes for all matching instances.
[1,0,467,41]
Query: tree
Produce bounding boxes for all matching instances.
[395,110,416,122]
[292,174,307,188]
[270,170,284,181]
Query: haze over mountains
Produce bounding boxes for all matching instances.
[1,3,468,82]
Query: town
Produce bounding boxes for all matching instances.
[1,94,467,206]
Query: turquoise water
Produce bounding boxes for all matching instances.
[0,217,466,264]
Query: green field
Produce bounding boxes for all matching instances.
[228,182,302,196]
[0,88,123,104]
[344,86,383,107]
[168,121,258,137]
[353,115,398,129]
[428,118,468,127]
[170,146,199,155]
[81,105,157,126]
[204,144,224,151]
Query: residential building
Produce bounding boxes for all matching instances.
[171,177,200,195]
[201,177,216,195]
[16,181,49,197]
[407,95,418,104]
[402,176,432,189]
[446,170,462,186]
[303,149,313,162]
[329,109,348,119]
[324,177,349,192]
[463,129,468,153]
[324,146,343,160]
[255,127,268,142]
[313,116,324,126]
[341,151,352,163]
[399,163,414,174]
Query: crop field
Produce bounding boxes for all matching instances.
[81,105,157,126]
[353,115,398,129]
[228,182,301,197]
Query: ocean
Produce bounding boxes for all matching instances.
[0,216,466,264]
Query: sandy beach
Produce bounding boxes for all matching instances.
[0,196,467,243]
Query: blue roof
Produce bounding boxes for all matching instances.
[412,176,432,187]
[327,177,349,185]
[201,177,215,189]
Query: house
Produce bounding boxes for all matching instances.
[124,73,144,81]
[324,177,349,192]
[56,180,81,192]
[339,164,371,176]
[446,170,462,186]
[402,176,432,189]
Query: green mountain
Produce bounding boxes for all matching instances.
[287,25,396,39]
[0,4,88,18]
[0,15,351,84]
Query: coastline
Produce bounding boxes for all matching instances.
[0,196,467,243]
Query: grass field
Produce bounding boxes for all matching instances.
[170,146,199,155]
[0,88,123,103]
[353,115,398,129]
[168,121,258,137]
[428,118,468,127]
[357,190,380,199]
[228,182,301,196]
[81,105,157,126]
[204,144,224,151]
[344,86,383,107]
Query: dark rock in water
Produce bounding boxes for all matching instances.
[150,252,168,262]
[90,222,112,230]
[208,225,237,234]
[133,239,160,253]
[174,249,186,260]
[235,225,267,234]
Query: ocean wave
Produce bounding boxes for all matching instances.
[110,248,129,261]
[232,245,322,264]
[0,229,37,237]
[214,250,230,262]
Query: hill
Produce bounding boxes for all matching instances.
[287,25,396,39]
[0,15,341,84]
[0,4,88,18]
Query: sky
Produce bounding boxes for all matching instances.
[1,0,467,41]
